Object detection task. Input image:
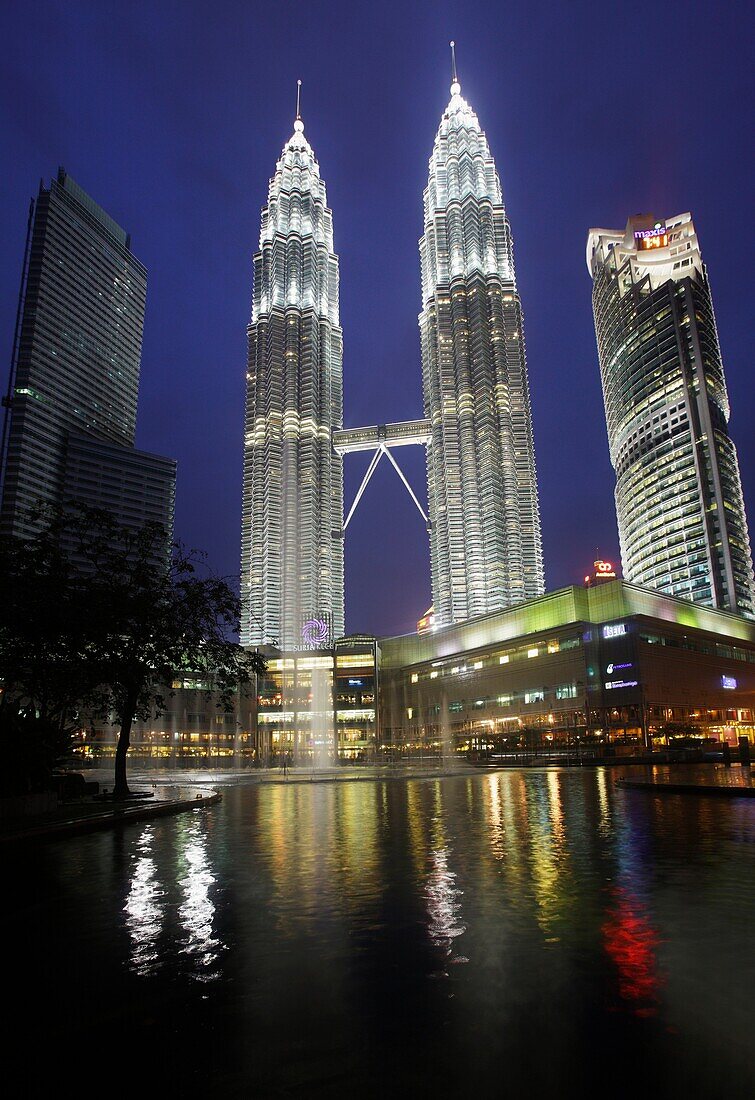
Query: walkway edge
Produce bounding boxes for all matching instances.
[1,787,221,843]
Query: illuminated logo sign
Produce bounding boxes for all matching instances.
[605,679,639,690]
[417,607,435,635]
[301,615,331,649]
[348,678,363,687]
[586,559,618,587]
[722,675,737,690]
[634,225,668,250]
[603,623,627,639]
[606,662,633,674]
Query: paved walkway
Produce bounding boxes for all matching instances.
[1,784,220,843]
[617,764,755,798]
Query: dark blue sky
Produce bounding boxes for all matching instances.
[2,1,753,637]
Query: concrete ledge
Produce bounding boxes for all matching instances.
[616,777,755,798]
[0,786,221,843]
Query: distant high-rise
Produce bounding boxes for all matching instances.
[241,100,344,649]
[587,213,754,617]
[420,53,544,627]
[0,168,176,547]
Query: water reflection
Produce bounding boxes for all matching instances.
[123,825,164,975]
[426,846,467,955]
[596,767,612,836]
[603,886,662,1016]
[425,784,467,968]
[21,770,750,1096]
[526,772,571,939]
[604,789,664,1015]
[177,817,222,980]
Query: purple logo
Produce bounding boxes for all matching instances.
[302,617,330,648]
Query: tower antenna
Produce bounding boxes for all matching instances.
[449,41,460,95]
[296,78,302,121]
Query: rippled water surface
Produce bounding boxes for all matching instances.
[6,770,755,1097]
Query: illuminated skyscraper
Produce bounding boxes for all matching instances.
[587,213,754,617]
[420,50,544,627]
[241,95,344,648]
[0,168,175,551]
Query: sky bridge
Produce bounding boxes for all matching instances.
[333,418,431,532]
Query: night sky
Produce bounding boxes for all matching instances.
[2,1,753,638]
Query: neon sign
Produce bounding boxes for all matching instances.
[722,675,737,690]
[607,662,633,674]
[603,623,627,639]
[605,679,639,690]
[634,226,668,250]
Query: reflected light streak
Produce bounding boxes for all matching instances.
[526,776,571,939]
[603,886,663,1016]
[124,826,164,976]
[426,846,467,958]
[178,819,222,979]
[597,768,611,835]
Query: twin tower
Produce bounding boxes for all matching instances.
[241,65,544,649]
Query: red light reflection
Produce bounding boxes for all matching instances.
[602,887,663,1016]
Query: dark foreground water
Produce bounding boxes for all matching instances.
[5,769,755,1098]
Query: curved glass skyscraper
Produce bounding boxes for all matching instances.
[241,109,344,648]
[420,67,544,627]
[587,213,754,617]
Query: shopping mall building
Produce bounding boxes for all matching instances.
[81,579,755,764]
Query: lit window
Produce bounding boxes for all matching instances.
[411,673,418,684]
[527,648,539,658]
[499,655,510,665]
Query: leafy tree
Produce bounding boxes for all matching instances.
[0,517,95,793]
[1,505,264,798]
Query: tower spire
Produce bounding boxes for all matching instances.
[293,79,304,134]
[449,41,460,96]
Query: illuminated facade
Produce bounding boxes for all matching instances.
[420,64,544,627]
[79,582,755,763]
[241,106,344,648]
[380,580,755,755]
[256,637,379,761]
[0,168,175,547]
[587,213,755,618]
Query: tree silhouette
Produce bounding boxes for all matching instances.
[0,505,264,798]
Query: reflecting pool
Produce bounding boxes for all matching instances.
[5,769,755,1097]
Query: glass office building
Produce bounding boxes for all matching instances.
[587,213,754,618]
[420,69,544,627]
[1,168,175,546]
[241,109,344,649]
[379,580,755,756]
[245,636,379,763]
[82,582,755,764]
